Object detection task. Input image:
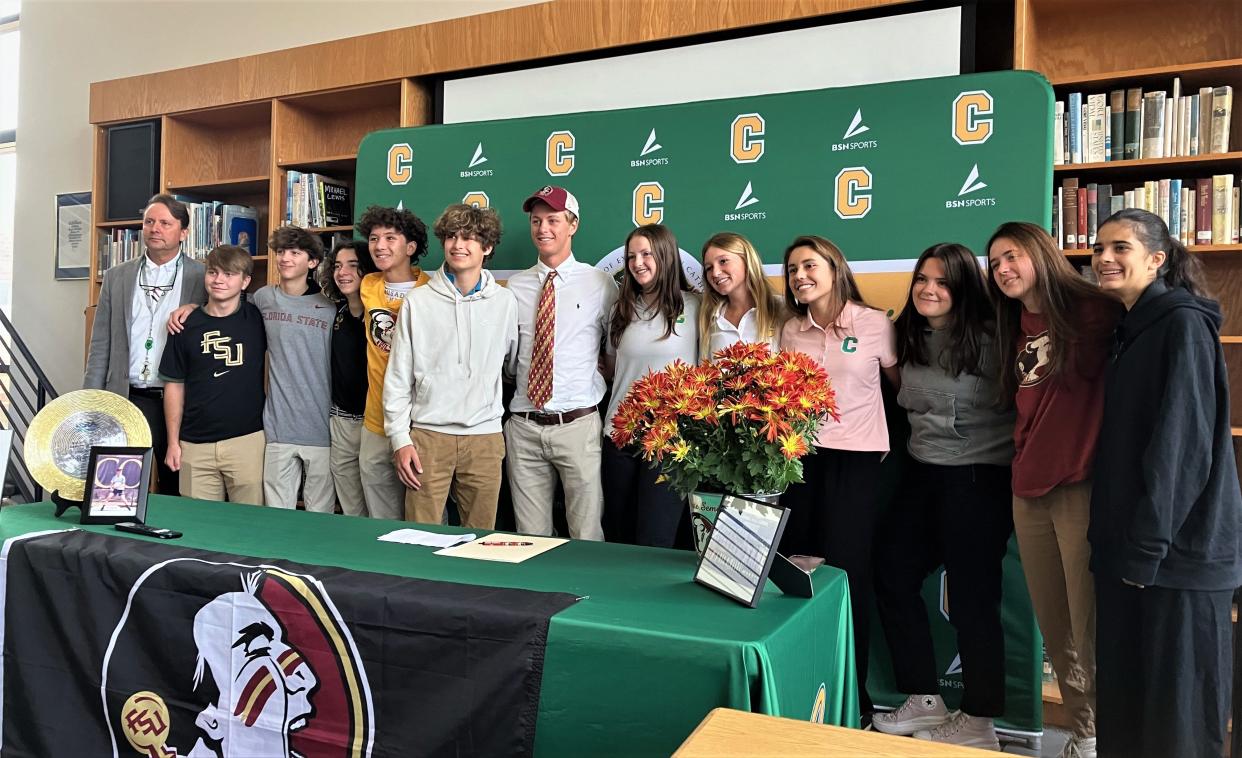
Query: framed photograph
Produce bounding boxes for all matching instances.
[694,494,791,608]
[55,192,92,280]
[81,446,152,525]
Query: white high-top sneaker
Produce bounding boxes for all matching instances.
[871,693,949,735]
[913,709,1001,751]
[1059,735,1098,758]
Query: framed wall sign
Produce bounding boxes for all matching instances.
[55,191,92,280]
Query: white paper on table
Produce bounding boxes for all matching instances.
[434,533,567,563]
[377,529,477,548]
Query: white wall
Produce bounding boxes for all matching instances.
[11,0,542,393]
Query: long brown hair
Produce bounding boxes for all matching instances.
[782,235,868,333]
[985,221,1120,400]
[895,243,994,377]
[609,224,691,348]
[698,232,786,357]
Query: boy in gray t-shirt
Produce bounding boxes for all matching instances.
[251,226,334,511]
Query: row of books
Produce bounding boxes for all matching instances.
[174,199,259,259]
[97,229,143,273]
[284,171,352,229]
[1054,175,1241,250]
[1055,81,1233,164]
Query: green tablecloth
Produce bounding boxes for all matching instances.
[0,497,857,756]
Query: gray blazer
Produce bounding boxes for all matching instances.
[83,255,207,396]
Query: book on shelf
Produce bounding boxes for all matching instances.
[1212,174,1235,245]
[1086,183,1099,245]
[1063,178,1079,249]
[1234,187,1241,245]
[224,205,258,254]
[1142,91,1167,159]
[1124,88,1142,160]
[285,170,353,229]
[1197,178,1213,244]
[1054,101,1065,165]
[1068,92,1083,164]
[1087,94,1107,164]
[1109,90,1125,162]
[1211,86,1233,155]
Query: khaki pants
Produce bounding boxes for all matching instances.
[330,414,367,517]
[263,442,334,512]
[1013,479,1096,738]
[504,413,604,541]
[404,428,505,529]
[359,426,405,521]
[180,430,266,506]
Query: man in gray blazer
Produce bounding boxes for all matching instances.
[85,194,206,494]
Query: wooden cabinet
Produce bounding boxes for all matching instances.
[87,80,429,304]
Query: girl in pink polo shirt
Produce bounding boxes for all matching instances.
[778,234,898,721]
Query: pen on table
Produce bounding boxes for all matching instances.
[480,541,534,547]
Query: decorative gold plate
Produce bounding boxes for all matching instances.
[25,390,152,501]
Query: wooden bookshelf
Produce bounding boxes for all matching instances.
[1063,244,1242,256]
[1053,152,1242,176]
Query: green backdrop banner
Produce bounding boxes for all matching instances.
[355,70,1052,283]
[353,71,1053,735]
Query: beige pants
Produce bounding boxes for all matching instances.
[504,413,604,541]
[404,428,505,529]
[180,430,266,506]
[330,415,367,517]
[1013,479,1096,738]
[263,442,334,512]
[359,425,405,521]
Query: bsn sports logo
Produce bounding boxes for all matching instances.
[945,163,997,208]
[462,191,490,209]
[730,113,765,163]
[546,131,575,176]
[834,167,872,219]
[632,128,669,168]
[724,181,765,222]
[832,108,878,152]
[460,142,493,178]
[953,90,994,145]
[633,182,665,226]
[386,143,413,185]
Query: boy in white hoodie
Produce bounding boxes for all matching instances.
[383,204,518,528]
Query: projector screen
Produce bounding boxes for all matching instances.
[442,5,963,124]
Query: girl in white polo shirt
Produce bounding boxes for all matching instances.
[779,234,898,723]
[697,232,785,358]
[602,224,700,548]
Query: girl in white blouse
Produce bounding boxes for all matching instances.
[697,232,785,359]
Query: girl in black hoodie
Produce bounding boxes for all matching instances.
[1089,208,1242,758]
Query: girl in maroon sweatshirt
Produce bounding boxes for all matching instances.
[986,222,1120,758]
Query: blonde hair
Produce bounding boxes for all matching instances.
[698,232,785,359]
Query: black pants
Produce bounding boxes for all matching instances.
[128,388,179,496]
[601,438,685,547]
[779,447,883,714]
[873,461,1013,717]
[1096,579,1233,758]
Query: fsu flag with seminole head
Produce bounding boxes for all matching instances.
[0,530,577,757]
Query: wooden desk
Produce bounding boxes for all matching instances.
[675,708,998,757]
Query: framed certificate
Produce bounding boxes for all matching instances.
[694,494,791,608]
[81,446,152,525]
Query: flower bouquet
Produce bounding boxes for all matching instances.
[609,342,840,552]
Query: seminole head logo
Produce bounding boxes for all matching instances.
[105,563,374,758]
[1016,331,1052,387]
[367,309,397,353]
